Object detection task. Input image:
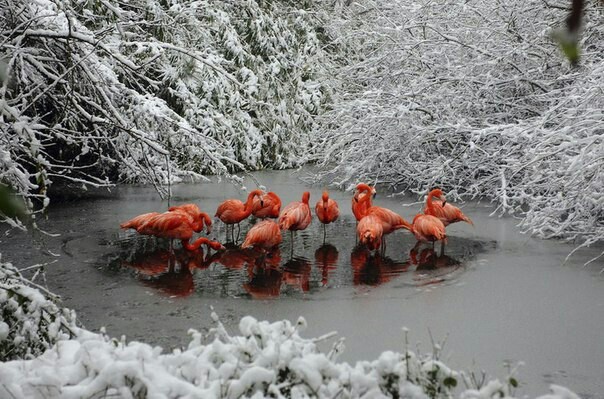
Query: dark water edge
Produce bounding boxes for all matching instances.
[1,168,603,399]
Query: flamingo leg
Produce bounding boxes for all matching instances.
[439,240,445,257]
[412,240,422,255]
[322,224,326,244]
[236,223,241,243]
[168,250,177,273]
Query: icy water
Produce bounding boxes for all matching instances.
[1,168,603,399]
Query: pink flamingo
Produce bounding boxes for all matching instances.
[423,188,473,226]
[168,203,212,234]
[215,189,264,242]
[351,183,376,223]
[252,192,282,219]
[241,220,283,251]
[278,192,312,250]
[136,212,224,251]
[315,191,340,241]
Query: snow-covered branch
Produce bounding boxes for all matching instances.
[312,0,604,258]
[0,0,330,220]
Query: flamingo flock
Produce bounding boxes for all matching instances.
[120,185,472,260]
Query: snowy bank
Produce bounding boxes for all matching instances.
[0,258,581,399]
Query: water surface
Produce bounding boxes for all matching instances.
[1,169,603,398]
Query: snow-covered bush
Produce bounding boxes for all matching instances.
[312,0,604,259]
[0,258,77,360]
[0,0,330,225]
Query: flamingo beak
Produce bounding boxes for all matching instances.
[373,192,376,199]
[354,197,358,203]
[260,200,264,207]
[441,197,447,206]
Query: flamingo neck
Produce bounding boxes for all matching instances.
[426,191,440,213]
[183,237,209,251]
[302,192,310,204]
[243,190,263,214]
[357,193,373,218]
[202,213,212,233]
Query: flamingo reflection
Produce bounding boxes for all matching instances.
[350,245,409,286]
[206,243,257,270]
[410,248,462,286]
[121,247,222,297]
[282,256,312,293]
[314,244,339,286]
[244,248,283,299]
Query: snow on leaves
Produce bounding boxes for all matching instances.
[0,0,329,222]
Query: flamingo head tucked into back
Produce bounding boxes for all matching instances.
[354,183,376,202]
[301,191,310,204]
[362,230,381,251]
[321,191,329,211]
[429,188,446,206]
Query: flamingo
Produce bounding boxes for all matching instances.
[357,214,384,251]
[423,188,473,226]
[244,261,283,299]
[136,212,223,251]
[168,203,213,234]
[278,191,312,249]
[315,191,340,241]
[351,183,376,222]
[410,214,447,250]
[215,189,264,242]
[241,220,283,250]
[252,192,282,219]
[350,246,409,286]
[282,256,312,293]
[356,193,413,249]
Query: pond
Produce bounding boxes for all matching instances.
[1,168,603,399]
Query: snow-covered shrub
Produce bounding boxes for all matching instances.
[0,0,330,223]
[0,258,77,360]
[313,0,604,258]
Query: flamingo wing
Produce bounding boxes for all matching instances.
[279,202,309,230]
[216,200,245,223]
[169,203,200,217]
[242,220,282,249]
[413,215,446,242]
[367,206,410,234]
[120,212,160,229]
[137,212,193,239]
[442,203,474,225]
